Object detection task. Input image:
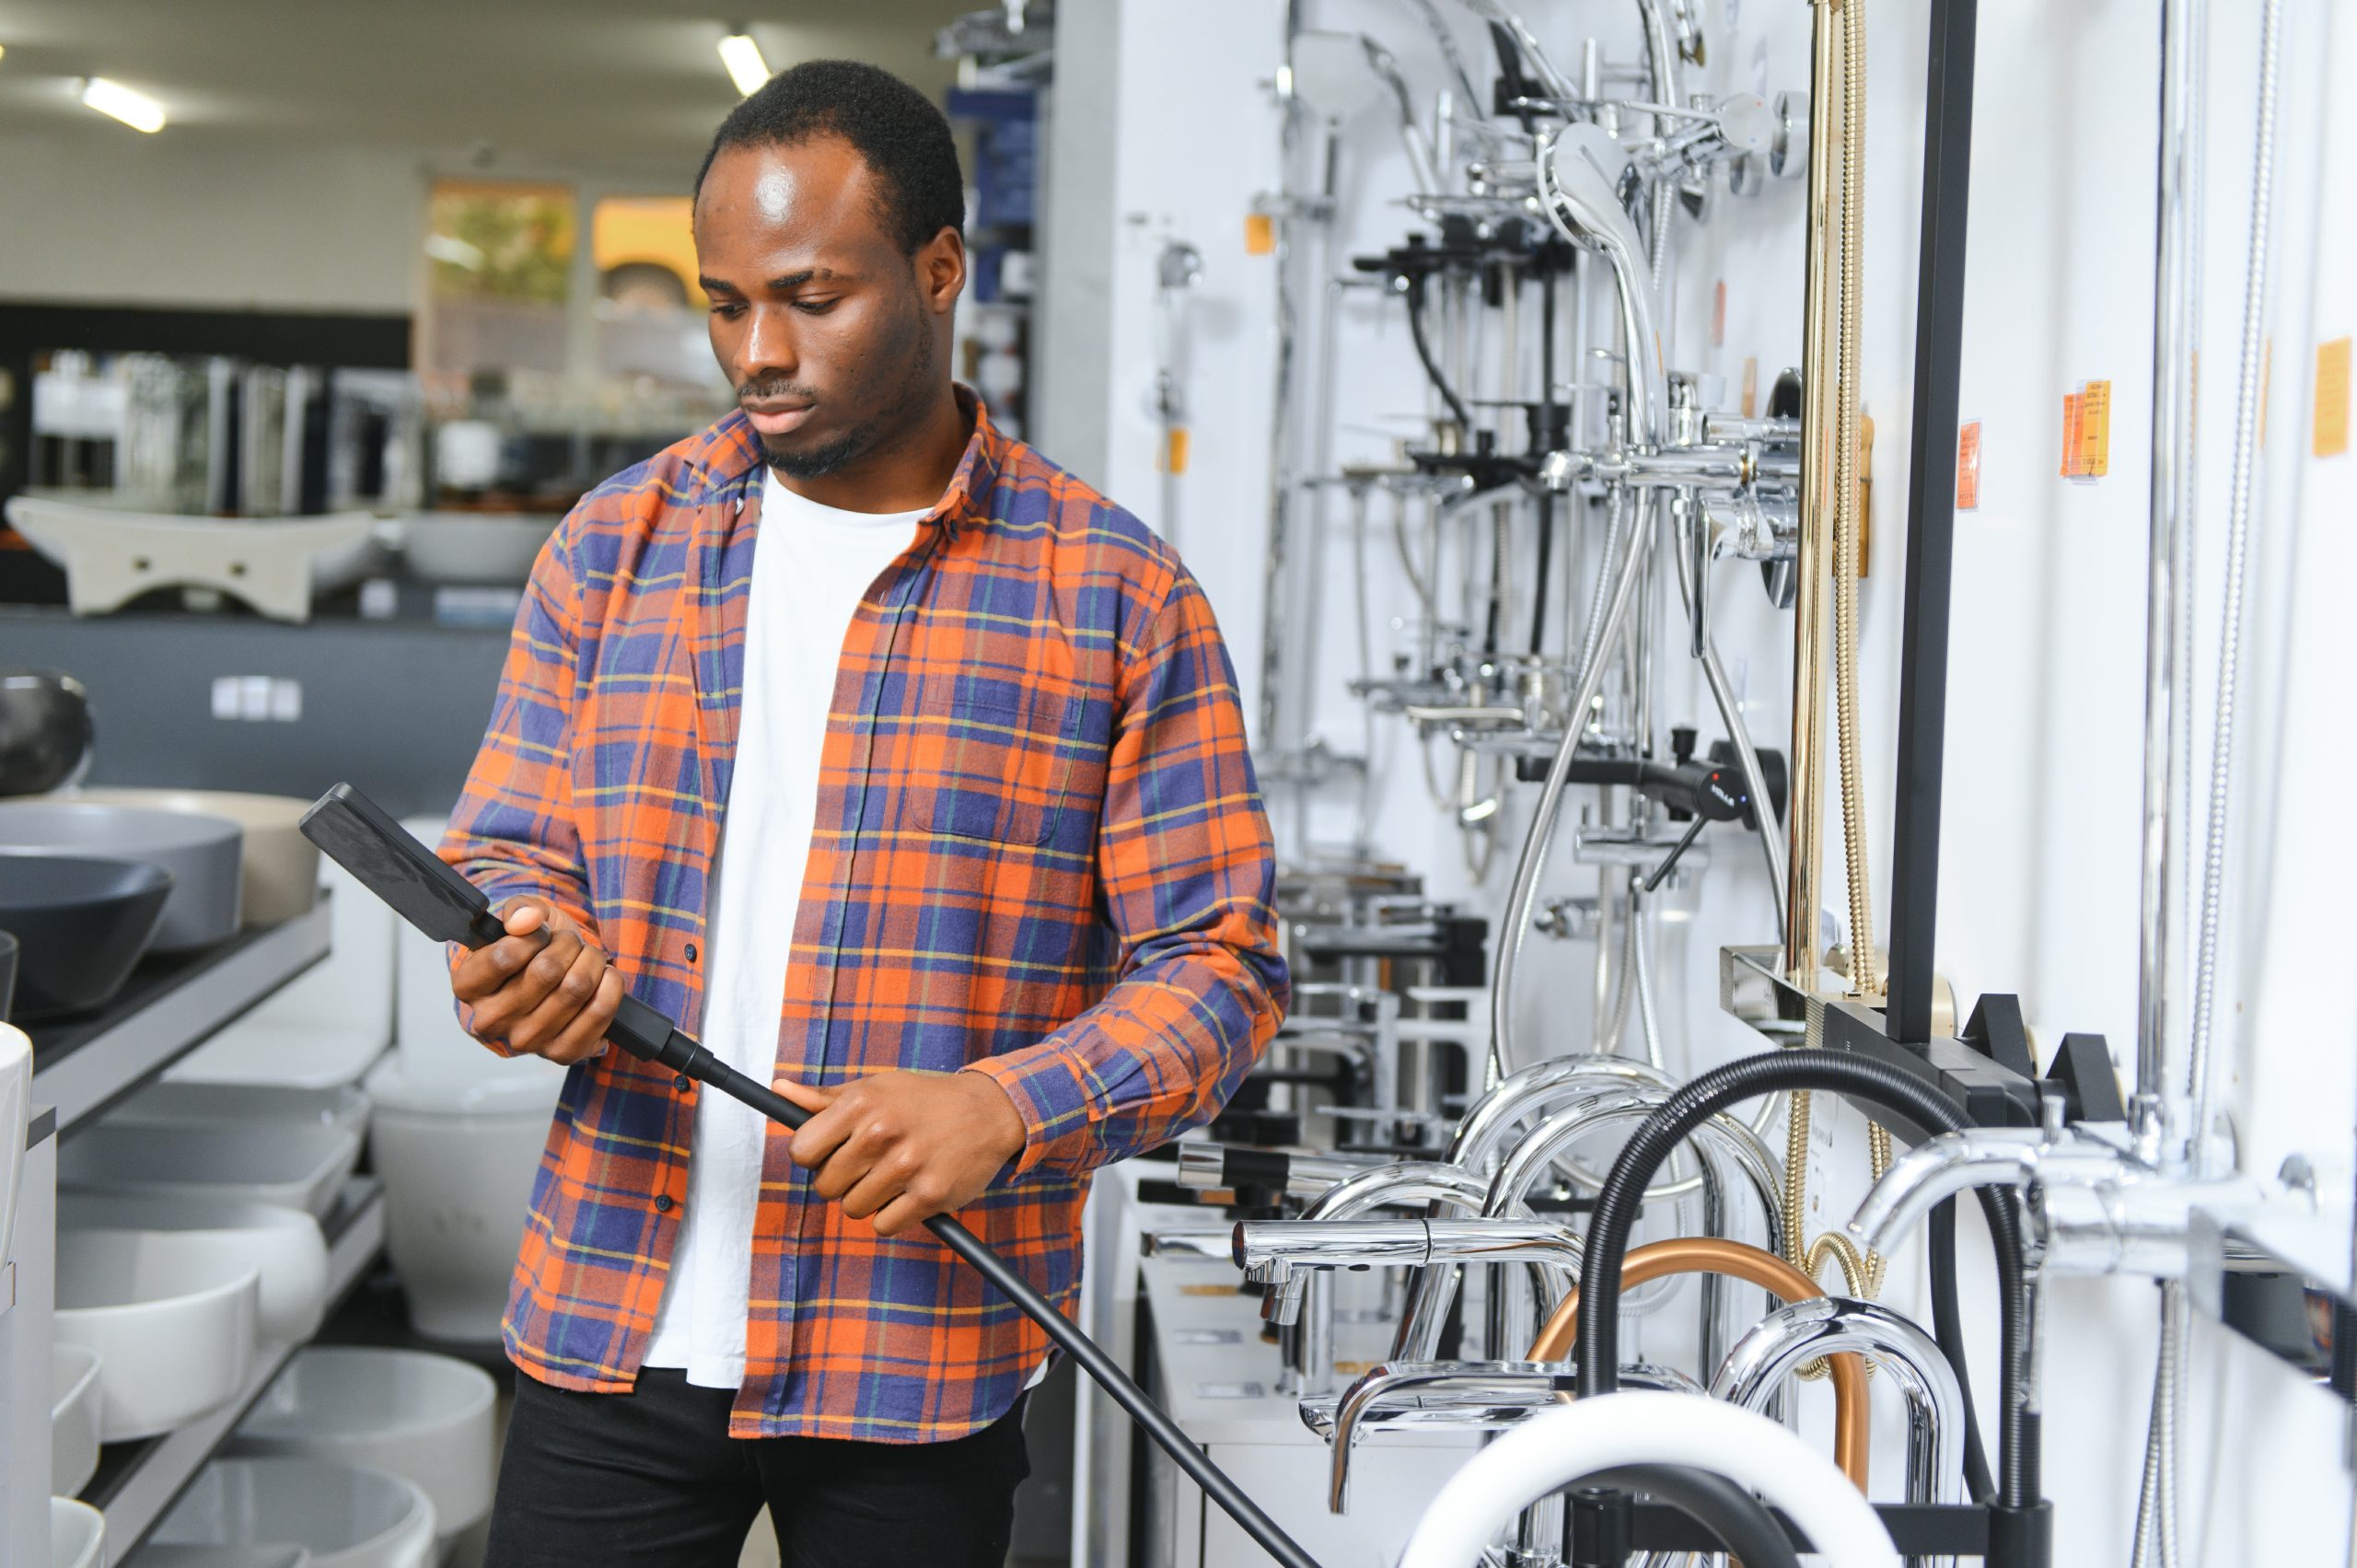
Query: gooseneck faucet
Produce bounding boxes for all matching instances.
[1713,1295,1965,1568]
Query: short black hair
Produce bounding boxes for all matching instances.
[694,60,965,255]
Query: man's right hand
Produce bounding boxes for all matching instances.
[451,896,623,1064]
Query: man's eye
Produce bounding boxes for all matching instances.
[792,299,838,315]
[710,302,746,319]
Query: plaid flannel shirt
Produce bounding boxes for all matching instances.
[442,393,1286,1441]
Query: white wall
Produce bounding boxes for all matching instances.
[0,126,424,312]
[1052,0,2357,1557]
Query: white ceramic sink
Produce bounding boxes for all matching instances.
[54,1230,259,1442]
[233,1347,498,1546]
[172,859,395,1088]
[60,1192,330,1345]
[51,1496,104,1568]
[51,1342,104,1498]
[152,1458,435,1568]
[63,1121,361,1221]
[107,1081,371,1144]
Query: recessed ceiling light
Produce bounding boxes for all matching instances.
[81,76,166,134]
[718,31,770,98]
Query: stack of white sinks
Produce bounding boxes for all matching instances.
[60,1193,330,1346]
[54,1073,359,1451]
[63,1122,360,1223]
[52,1230,259,1441]
[147,1458,435,1568]
[232,1347,498,1557]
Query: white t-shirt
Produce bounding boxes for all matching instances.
[643,466,929,1388]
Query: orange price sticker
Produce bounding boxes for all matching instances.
[2079,379,2111,477]
[2060,380,2110,481]
[1713,280,1727,348]
[1740,356,1759,419]
[2315,337,2351,459]
[1956,420,1982,509]
[1243,212,1275,256]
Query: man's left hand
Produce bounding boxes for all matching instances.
[778,1070,1028,1237]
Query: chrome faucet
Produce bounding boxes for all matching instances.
[1847,1108,2264,1282]
[1235,1216,1583,1296]
[1323,1357,1703,1520]
[1477,1093,1785,1373]
[1391,1083,1785,1363]
[1712,1295,1963,1568]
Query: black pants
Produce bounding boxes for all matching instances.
[484,1368,1030,1568]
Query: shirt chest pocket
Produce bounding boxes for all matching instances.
[923,679,1083,847]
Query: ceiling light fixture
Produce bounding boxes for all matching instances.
[81,76,166,134]
[718,30,770,97]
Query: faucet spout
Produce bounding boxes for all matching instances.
[1846,1127,2047,1257]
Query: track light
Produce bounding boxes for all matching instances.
[718,31,770,98]
[81,76,166,134]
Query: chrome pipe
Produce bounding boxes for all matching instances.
[1263,1161,1495,1327]
[1323,1360,1703,1513]
[1237,1217,1582,1291]
[1172,1141,1387,1200]
[1675,498,1793,943]
[1713,1295,1963,1567]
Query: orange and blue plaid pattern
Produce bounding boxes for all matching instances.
[442,394,1286,1441]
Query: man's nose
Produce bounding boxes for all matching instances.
[739,305,799,380]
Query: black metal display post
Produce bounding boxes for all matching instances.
[1884,0,1980,1046]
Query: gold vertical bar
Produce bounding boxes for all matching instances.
[1784,0,1842,987]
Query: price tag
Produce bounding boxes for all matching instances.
[1244,212,1275,256]
[2061,380,2110,481]
[1713,280,1727,347]
[1956,420,1982,510]
[1741,356,1759,419]
[2315,336,2351,458]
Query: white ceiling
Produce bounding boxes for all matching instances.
[0,0,980,183]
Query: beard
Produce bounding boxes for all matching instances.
[754,299,936,481]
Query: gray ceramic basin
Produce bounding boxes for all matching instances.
[0,800,243,952]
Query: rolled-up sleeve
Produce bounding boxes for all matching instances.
[968,573,1289,1178]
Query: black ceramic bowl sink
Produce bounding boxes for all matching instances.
[0,928,16,1021]
[0,668,94,796]
[0,854,173,1020]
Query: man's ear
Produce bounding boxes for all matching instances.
[918,227,967,315]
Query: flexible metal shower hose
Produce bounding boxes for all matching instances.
[1785,0,1896,1338]
[2137,5,2283,1564]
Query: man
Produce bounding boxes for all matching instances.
[442,60,1286,1568]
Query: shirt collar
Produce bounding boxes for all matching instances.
[701,385,1006,540]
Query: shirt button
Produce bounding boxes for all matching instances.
[674,1074,691,1092]
[654,1194,675,1214]
[684,942,699,962]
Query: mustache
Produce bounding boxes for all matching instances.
[737,377,818,403]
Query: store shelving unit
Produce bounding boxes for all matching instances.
[29,892,332,1134]
[2,893,391,1561]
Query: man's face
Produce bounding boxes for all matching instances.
[693,137,959,479]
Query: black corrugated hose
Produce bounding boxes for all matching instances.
[1570,1050,2049,1566]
